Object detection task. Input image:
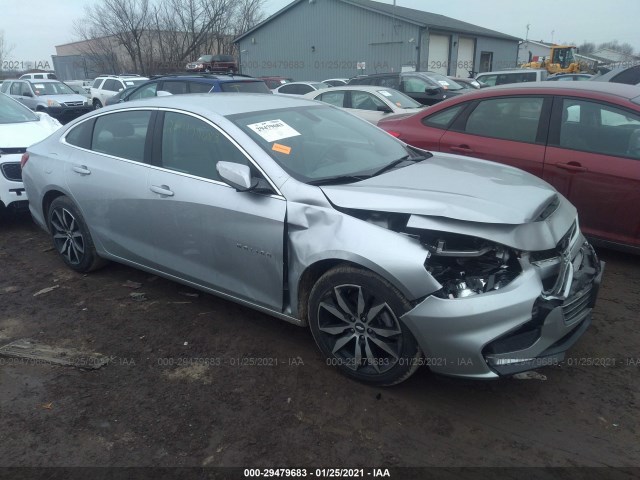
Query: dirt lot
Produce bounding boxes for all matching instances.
[0,212,639,474]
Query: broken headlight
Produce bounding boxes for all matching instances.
[421,232,522,299]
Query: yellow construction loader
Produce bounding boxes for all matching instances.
[521,45,591,74]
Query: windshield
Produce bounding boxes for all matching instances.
[229,105,417,184]
[31,81,76,95]
[425,73,464,91]
[0,93,38,123]
[376,89,422,108]
[220,81,271,93]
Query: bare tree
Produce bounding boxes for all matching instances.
[598,40,635,55]
[577,42,595,55]
[0,30,15,68]
[72,0,266,75]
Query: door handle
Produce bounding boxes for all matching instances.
[449,145,474,154]
[150,184,174,197]
[72,165,91,175]
[555,162,587,172]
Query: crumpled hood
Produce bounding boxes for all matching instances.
[0,115,61,149]
[320,153,558,225]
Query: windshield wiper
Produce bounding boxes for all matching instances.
[308,175,368,186]
[370,154,428,177]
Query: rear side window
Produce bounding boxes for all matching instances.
[220,81,270,93]
[65,119,94,149]
[465,97,544,143]
[92,111,151,162]
[423,105,464,128]
[317,90,346,107]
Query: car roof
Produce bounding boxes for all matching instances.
[104,92,320,117]
[25,79,61,83]
[478,81,640,99]
[476,69,547,75]
[309,85,395,93]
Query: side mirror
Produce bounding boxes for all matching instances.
[425,87,440,95]
[377,105,393,113]
[216,161,258,192]
[118,88,123,92]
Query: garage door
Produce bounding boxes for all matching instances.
[428,34,450,75]
[456,37,475,77]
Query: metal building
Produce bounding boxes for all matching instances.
[235,0,520,81]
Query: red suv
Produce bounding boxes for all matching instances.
[378,82,640,251]
[185,54,238,74]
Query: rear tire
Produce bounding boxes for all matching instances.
[47,196,106,273]
[308,265,422,386]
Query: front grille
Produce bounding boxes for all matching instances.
[1,162,22,181]
[562,285,593,324]
[63,101,84,107]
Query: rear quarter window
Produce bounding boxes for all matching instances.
[65,119,95,149]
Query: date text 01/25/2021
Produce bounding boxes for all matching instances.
[244,468,391,478]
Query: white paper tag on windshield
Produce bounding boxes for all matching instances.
[34,84,45,89]
[378,90,392,97]
[125,81,134,85]
[438,81,450,86]
[247,119,301,143]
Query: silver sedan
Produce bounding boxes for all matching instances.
[304,85,425,124]
[22,93,604,385]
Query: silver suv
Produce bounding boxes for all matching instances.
[90,75,149,109]
[0,79,92,123]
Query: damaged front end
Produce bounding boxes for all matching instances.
[401,211,604,378]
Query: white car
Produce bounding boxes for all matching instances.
[89,75,149,109]
[0,93,61,216]
[273,81,330,95]
[305,85,426,124]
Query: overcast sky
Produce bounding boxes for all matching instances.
[2,0,638,63]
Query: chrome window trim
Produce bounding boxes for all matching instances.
[59,107,285,199]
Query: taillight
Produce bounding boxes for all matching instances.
[385,130,401,138]
[20,152,29,169]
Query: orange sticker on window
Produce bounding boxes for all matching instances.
[272,143,292,155]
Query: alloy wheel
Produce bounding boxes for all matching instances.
[50,207,85,265]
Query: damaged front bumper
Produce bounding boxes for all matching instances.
[402,237,604,378]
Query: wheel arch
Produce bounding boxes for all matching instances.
[295,254,428,327]
[42,189,67,231]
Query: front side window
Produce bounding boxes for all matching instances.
[128,82,158,101]
[92,111,151,162]
[558,98,640,159]
[465,97,544,143]
[477,74,497,86]
[403,76,430,93]
[161,112,247,181]
[102,79,119,92]
[189,82,213,93]
[351,91,386,111]
[161,81,188,95]
[92,78,104,88]
[220,81,270,93]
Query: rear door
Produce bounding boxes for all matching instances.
[146,110,286,310]
[439,95,551,177]
[544,96,640,247]
[63,109,159,266]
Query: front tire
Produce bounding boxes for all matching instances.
[308,265,422,386]
[47,196,106,273]
[93,99,102,109]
